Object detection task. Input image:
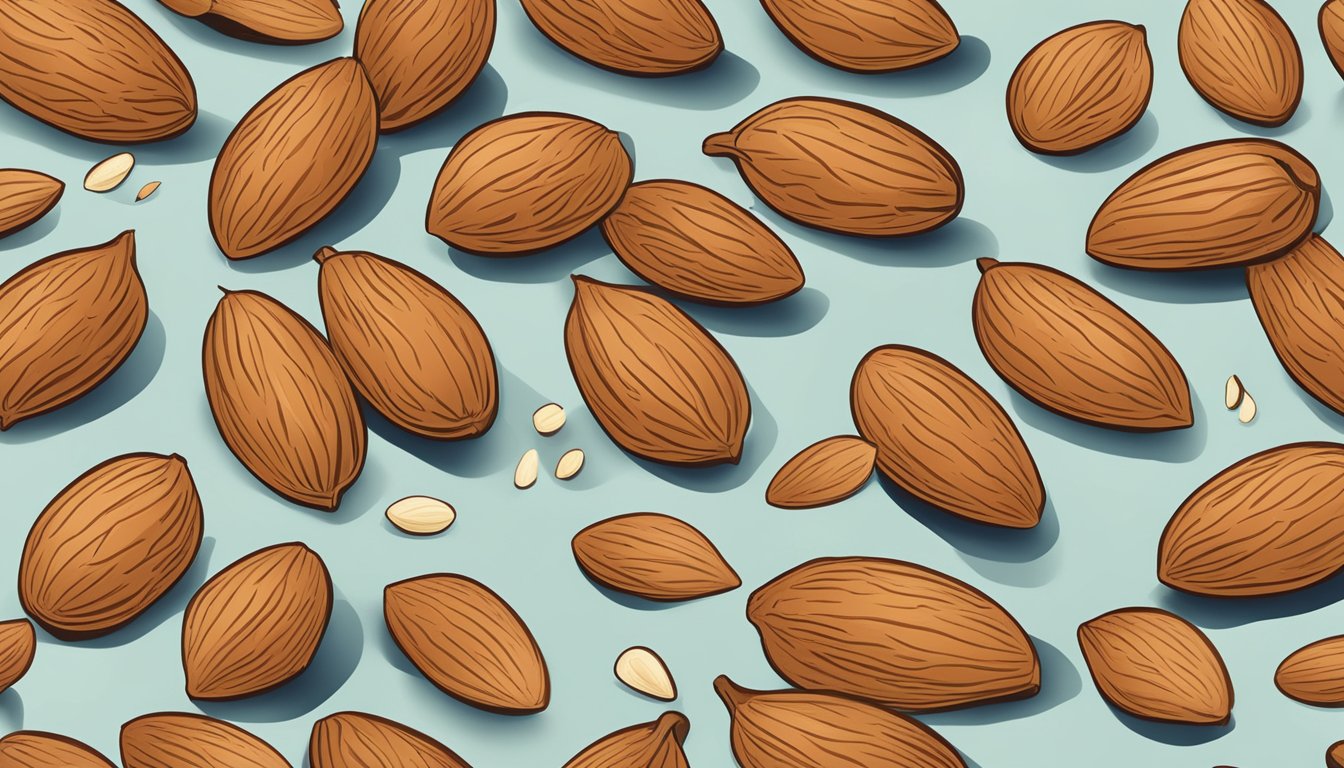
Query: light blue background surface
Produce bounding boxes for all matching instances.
[1,0,1342,765]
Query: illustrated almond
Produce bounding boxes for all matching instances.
[974,259,1192,431]
[520,0,721,76]
[0,231,147,430]
[0,619,35,694]
[182,542,332,700]
[426,113,632,255]
[850,345,1044,527]
[1276,635,1344,706]
[0,169,62,239]
[704,98,963,237]
[760,0,958,73]
[566,276,749,464]
[766,435,876,509]
[354,0,495,132]
[1088,139,1319,270]
[19,453,202,640]
[0,732,116,768]
[1325,0,1344,78]
[555,448,585,480]
[315,246,498,440]
[1006,21,1152,155]
[310,711,471,768]
[84,152,134,193]
[386,496,457,536]
[562,713,690,768]
[748,556,1040,711]
[1179,0,1302,126]
[715,676,967,768]
[1078,607,1233,725]
[614,646,676,701]
[384,573,550,714]
[571,512,741,601]
[121,712,290,768]
[136,181,161,202]
[514,449,540,490]
[210,58,378,259]
[203,289,366,510]
[534,403,566,435]
[1159,443,1344,597]
[600,180,804,305]
[158,0,342,43]
[1333,742,1344,768]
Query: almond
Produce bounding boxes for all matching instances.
[614,646,676,701]
[354,0,495,132]
[974,259,1192,431]
[210,58,378,259]
[1179,0,1302,126]
[1325,0,1344,79]
[520,0,721,76]
[714,675,966,768]
[0,732,116,768]
[555,448,585,480]
[1224,374,1246,410]
[704,97,962,237]
[533,403,566,435]
[748,556,1040,711]
[0,231,147,430]
[1078,607,1233,725]
[0,619,35,694]
[314,246,498,440]
[158,0,342,43]
[135,181,161,202]
[1159,442,1344,597]
[514,449,540,490]
[0,169,62,238]
[121,712,290,768]
[765,435,876,510]
[84,152,134,193]
[760,0,958,73]
[571,512,740,601]
[850,345,1044,528]
[310,711,471,768]
[203,289,366,510]
[1276,635,1344,706]
[384,573,550,714]
[19,453,202,640]
[386,496,457,536]
[1007,21,1151,155]
[426,113,632,255]
[600,180,804,305]
[562,713,689,768]
[1088,139,1319,271]
[1333,742,1344,768]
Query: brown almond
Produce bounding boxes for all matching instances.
[0,619,35,694]
[182,543,332,700]
[1088,139,1319,270]
[748,556,1040,711]
[1078,607,1233,725]
[0,231,147,430]
[0,732,116,768]
[1179,0,1302,127]
[384,574,549,714]
[715,676,966,768]
[310,711,471,768]
[766,435,876,509]
[572,512,740,601]
[1325,0,1344,78]
[851,345,1044,528]
[0,169,62,239]
[562,712,689,768]
[974,259,1192,431]
[1332,742,1344,768]
[203,289,366,510]
[121,712,290,768]
[1276,636,1344,707]
[19,453,202,640]
[158,0,342,43]
[600,180,804,305]
[760,0,958,73]
[315,247,498,440]
[426,112,632,255]
[704,97,962,237]
[566,276,750,465]
[520,0,721,76]
[210,58,378,259]
[1159,442,1344,597]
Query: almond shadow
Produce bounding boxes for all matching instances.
[753,213,996,269]
[668,287,829,338]
[1152,577,1344,630]
[771,36,991,98]
[1084,260,1249,305]
[0,108,233,164]
[446,228,610,285]
[0,691,22,731]
[920,637,1080,725]
[1006,390,1208,463]
[0,206,60,252]
[1115,709,1235,745]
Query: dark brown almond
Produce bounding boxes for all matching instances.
[121,712,290,768]
[562,712,689,768]
[520,0,721,76]
[1276,635,1344,707]
[310,711,471,767]
[760,0,958,73]
[0,618,35,693]
[0,169,62,239]
[571,512,740,601]
[158,0,342,43]
[766,435,875,509]
[1325,0,1344,78]
[1179,0,1303,126]
[0,732,115,768]
[1332,741,1344,768]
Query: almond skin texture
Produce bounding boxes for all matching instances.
[0,169,62,239]
[520,0,721,76]
[1088,139,1319,270]
[1159,442,1344,597]
[1324,0,1344,78]
[571,512,741,601]
[310,711,472,768]
[1007,21,1152,155]
[0,732,116,768]
[850,345,1045,528]
[1276,636,1344,707]
[748,556,1040,712]
[704,97,963,237]
[1179,0,1303,126]
[562,712,690,768]
[760,0,958,73]
[121,712,291,768]
[203,289,366,510]
[974,259,1193,431]
[0,230,147,431]
[0,619,35,693]
[209,58,378,259]
[1078,607,1233,725]
[384,574,550,714]
[766,435,876,509]
[158,0,342,43]
[315,247,498,440]
[19,453,202,640]
[565,276,750,465]
[599,180,804,306]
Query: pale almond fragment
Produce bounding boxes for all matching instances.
[534,403,566,436]
[615,646,676,701]
[1238,391,1257,424]
[555,449,584,481]
[135,181,160,201]
[386,496,456,536]
[515,449,539,489]
[84,152,134,193]
[1224,375,1245,409]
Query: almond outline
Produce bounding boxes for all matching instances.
[766,435,876,509]
[0,619,35,694]
[759,0,958,73]
[0,731,116,767]
[310,711,472,767]
[0,169,62,239]
[121,712,291,768]
[1276,635,1344,707]
[1179,0,1303,127]
[520,0,722,76]
[158,0,343,44]
[561,712,690,768]
[1324,0,1344,79]
[572,512,740,601]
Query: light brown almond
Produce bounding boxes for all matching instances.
[760,0,958,73]
[520,0,721,76]
[1238,390,1257,424]
[1332,742,1344,768]
[1276,635,1344,707]
[0,619,35,694]
[386,496,457,536]
[515,449,540,489]
[310,711,471,768]
[614,646,676,701]
[1179,0,1302,126]
[136,181,160,202]
[1325,0,1344,78]
[1225,374,1245,409]
[571,512,740,601]
[0,732,116,768]
[562,713,689,768]
[533,403,566,435]
[158,0,342,43]
[555,448,585,480]
[765,435,876,510]
[121,712,290,768]
[0,169,62,238]
[84,152,134,193]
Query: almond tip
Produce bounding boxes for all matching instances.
[976,257,999,274]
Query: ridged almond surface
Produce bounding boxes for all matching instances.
[209,58,378,259]
[1078,607,1233,725]
[1007,21,1152,155]
[315,247,498,440]
[973,259,1192,431]
[572,512,741,601]
[158,0,342,43]
[1325,0,1344,78]
[520,0,721,75]
[1276,636,1344,707]
[384,574,550,714]
[1179,0,1302,126]
[182,543,332,700]
[0,230,147,430]
[703,97,963,237]
[766,435,876,509]
[0,732,116,768]
[565,276,750,465]
[760,0,958,73]
[1159,442,1344,597]
[562,712,690,768]
[19,453,202,640]
[1088,139,1319,270]
[850,345,1044,528]
[203,289,366,510]
[0,169,62,239]
[748,556,1040,711]
[310,711,472,768]
[0,618,35,693]
[121,712,290,768]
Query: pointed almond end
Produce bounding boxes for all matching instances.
[976,257,999,274]
[714,675,752,712]
[313,246,338,264]
[653,712,690,744]
[702,132,739,158]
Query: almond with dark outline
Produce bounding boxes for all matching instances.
[0,619,34,694]
[121,712,290,768]
[0,732,115,768]
[760,0,958,73]
[572,512,740,601]
[1325,0,1344,78]
[520,0,721,76]
[766,435,876,509]
[310,711,472,767]
[1276,635,1344,707]
[562,712,689,768]
[1332,742,1344,768]
[0,169,61,239]
[1179,0,1302,127]
[157,0,342,43]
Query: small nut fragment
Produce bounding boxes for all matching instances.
[1224,375,1245,409]
[614,646,676,701]
[385,496,456,536]
[533,403,565,436]
[135,181,161,201]
[515,449,539,489]
[555,449,584,480]
[1238,391,1257,424]
[84,152,135,193]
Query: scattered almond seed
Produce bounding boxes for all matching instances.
[1239,391,1257,424]
[1224,375,1245,410]
[614,646,677,701]
[84,152,135,192]
[385,495,456,536]
[136,180,161,201]
[514,448,539,489]
[555,448,584,480]
[533,403,566,436]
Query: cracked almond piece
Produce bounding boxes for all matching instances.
[121,712,290,768]
[766,435,875,510]
[1179,0,1302,126]
[520,0,720,76]
[310,711,471,767]
[562,713,690,768]
[760,0,958,73]
[572,512,739,601]
[0,169,62,238]
[159,0,342,43]
[614,646,676,701]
